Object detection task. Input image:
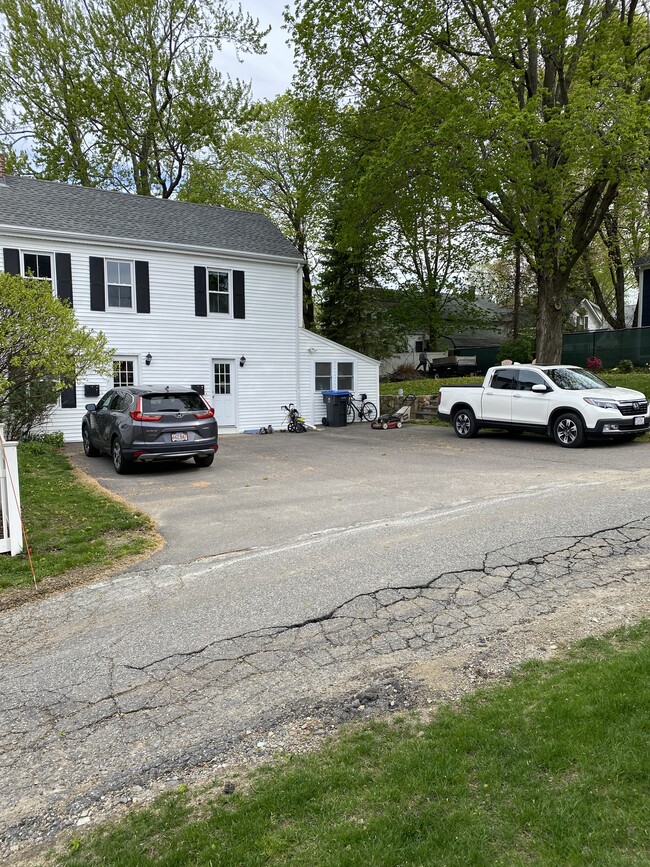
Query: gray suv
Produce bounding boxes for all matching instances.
[82,385,219,474]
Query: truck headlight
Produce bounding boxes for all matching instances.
[583,397,619,411]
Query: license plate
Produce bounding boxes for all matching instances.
[171,432,188,442]
[634,416,644,426]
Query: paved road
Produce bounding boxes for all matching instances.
[2,424,650,858]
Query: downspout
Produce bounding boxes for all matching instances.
[295,263,303,420]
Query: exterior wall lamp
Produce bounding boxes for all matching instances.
[145,353,153,366]
[239,355,246,367]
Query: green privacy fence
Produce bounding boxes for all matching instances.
[458,327,650,373]
[562,327,650,368]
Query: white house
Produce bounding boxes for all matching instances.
[570,297,638,332]
[0,168,379,440]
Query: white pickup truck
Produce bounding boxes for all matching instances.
[437,364,650,447]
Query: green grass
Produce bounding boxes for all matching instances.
[380,370,650,398]
[1,442,157,591]
[53,622,650,866]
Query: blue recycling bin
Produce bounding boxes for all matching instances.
[322,390,349,427]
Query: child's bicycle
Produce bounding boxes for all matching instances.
[281,404,317,433]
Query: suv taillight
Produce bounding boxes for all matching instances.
[194,398,215,420]
[130,397,163,422]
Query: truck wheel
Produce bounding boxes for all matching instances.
[552,413,585,448]
[453,407,478,439]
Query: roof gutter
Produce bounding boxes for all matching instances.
[0,222,305,266]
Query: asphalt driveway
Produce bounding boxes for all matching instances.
[65,421,649,572]
[3,423,649,859]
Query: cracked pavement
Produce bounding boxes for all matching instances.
[1,425,650,859]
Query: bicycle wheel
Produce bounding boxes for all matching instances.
[361,401,378,422]
[346,401,356,423]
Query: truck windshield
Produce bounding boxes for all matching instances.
[546,368,610,390]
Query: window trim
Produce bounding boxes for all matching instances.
[105,258,134,312]
[207,268,232,317]
[337,361,354,392]
[112,357,137,388]
[315,361,332,392]
[21,250,55,287]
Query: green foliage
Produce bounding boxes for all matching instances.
[617,358,635,373]
[497,333,536,364]
[0,0,268,194]
[55,623,650,866]
[316,206,402,359]
[0,272,112,439]
[289,0,650,363]
[180,93,334,328]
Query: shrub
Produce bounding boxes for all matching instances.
[617,359,635,373]
[22,431,65,448]
[497,334,535,364]
[586,356,603,371]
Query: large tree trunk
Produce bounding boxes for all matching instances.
[302,262,314,329]
[535,270,565,363]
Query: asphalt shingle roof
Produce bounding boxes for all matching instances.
[0,175,302,261]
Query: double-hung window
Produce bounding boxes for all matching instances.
[23,252,53,282]
[337,362,353,391]
[208,270,230,314]
[315,362,332,391]
[107,260,133,309]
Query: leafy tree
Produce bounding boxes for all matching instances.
[317,208,401,359]
[290,0,650,363]
[180,93,334,328]
[0,273,112,438]
[0,0,268,195]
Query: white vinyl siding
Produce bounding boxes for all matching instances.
[1,230,379,440]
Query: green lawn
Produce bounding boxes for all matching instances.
[380,370,650,398]
[54,622,650,866]
[1,441,157,592]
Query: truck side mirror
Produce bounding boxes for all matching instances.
[531,384,547,393]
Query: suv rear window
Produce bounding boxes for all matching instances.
[142,392,206,412]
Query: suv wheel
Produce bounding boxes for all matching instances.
[82,426,100,457]
[112,438,132,474]
[194,454,214,468]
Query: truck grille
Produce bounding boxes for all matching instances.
[619,401,648,416]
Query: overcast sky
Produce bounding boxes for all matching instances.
[218,1,297,101]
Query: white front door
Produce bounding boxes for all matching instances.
[212,359,236,427]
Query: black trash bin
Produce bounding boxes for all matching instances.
[322,390,349,427]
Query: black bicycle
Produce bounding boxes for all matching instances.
[346,392,378,423]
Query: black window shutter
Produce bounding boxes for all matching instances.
[135,260,150,313]
[89,256,106,311]
[55,253,73,305]
[60,383,77,408]
[194,266,207,317]
[233,270,245,319]
[3,248,20,276]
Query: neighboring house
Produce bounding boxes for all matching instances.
[380,296,509,375]
[0,167,379,440]
[633,258,650,328]
[570,298,637,331]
